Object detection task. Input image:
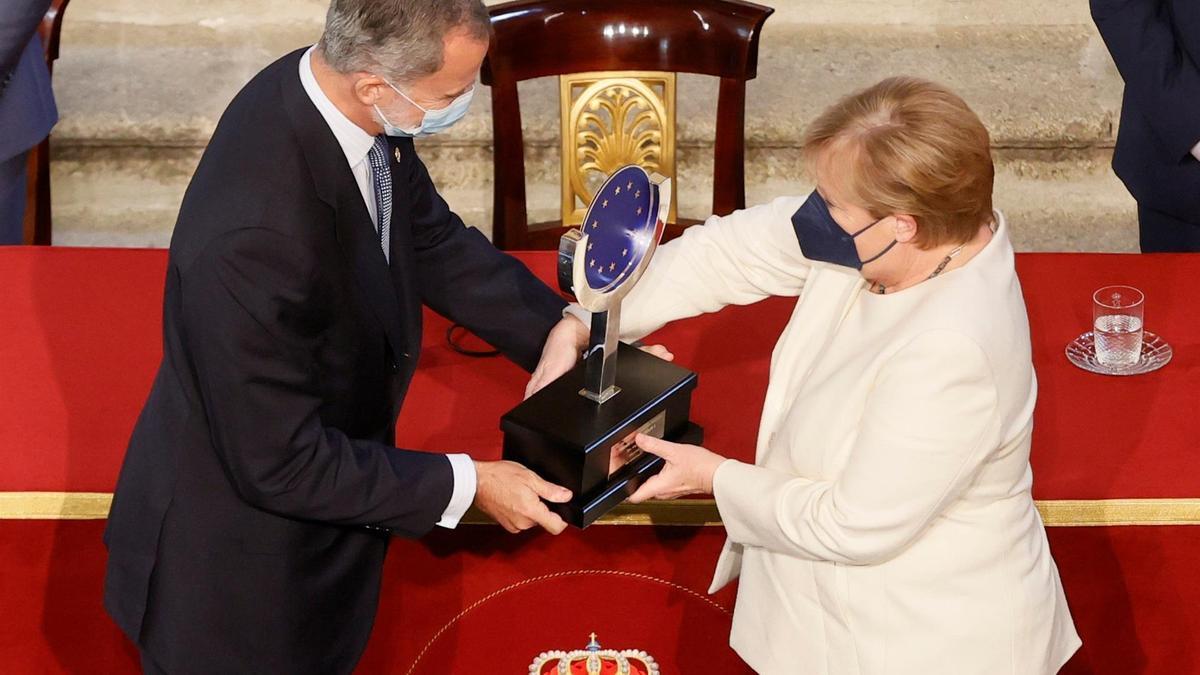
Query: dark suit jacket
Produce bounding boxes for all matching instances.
[103,48,566,674]
[0,0,56,162]
[1092,0,1200,224]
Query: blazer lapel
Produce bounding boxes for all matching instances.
[755,269,866,468]
[383,137,424,349]
[280,48,410,362]
[333,180,411,362]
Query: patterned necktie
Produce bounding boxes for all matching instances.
[367,136,392,263]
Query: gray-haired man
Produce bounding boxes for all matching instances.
[103,2,574,672]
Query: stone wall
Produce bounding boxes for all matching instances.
[48,0,1136,251]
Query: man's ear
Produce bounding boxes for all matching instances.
[893,214,919,243]
[352,74,388,107]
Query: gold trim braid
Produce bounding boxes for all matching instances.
[3,493,1200,527]
[0,492,114,520]
[1036,498,1200,527]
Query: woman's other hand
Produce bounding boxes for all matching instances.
[627,434,728,503]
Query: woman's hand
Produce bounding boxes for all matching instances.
[627,434,729,503]
[525,316,675,399]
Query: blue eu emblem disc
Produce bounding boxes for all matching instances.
[580,166,660,293]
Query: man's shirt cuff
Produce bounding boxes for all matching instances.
[436,453,477,529]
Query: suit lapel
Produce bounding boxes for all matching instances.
[333,177,411,361]
[755,270,866,468]
[384,137,423,349]
[280,48,410,362]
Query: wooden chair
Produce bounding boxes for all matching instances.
[481,0,773,250]
[22,0,70,245]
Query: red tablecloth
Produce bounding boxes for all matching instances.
[2,247,1200,674]
[1,247,1197,499]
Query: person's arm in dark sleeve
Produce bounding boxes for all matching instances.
[0,0,51,82]
[1165,2,1200,76]
[406,150,567,372]
[1091,0,1200,160]
[181,225,454,538]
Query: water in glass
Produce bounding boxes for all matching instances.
[1094,314,1143,367]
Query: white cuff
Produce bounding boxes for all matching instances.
[563,303,592,328]
[436,453,477,529]
[1192,140,1200,162]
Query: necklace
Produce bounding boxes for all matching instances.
[873,244,966,295]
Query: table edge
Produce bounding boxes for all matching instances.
[3,492,1200,528]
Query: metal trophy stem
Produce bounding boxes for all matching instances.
[582,303,622,403]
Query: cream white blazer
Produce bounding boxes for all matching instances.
[596,198,1081,674]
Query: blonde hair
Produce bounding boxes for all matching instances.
[802,76,994,248]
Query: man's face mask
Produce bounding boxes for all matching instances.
[374,76,475,138]
[791,190,897,270]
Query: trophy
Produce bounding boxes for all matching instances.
[501,165,701,528]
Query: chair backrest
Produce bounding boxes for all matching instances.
[481,0,773,250]
[558,70,679,229]
[22,0,70,245]
[38,0,69,70]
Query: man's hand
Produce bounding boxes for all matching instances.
[525,315,675,399]
[525,316,588,399]
[627,434,728,503]
[472,460,573,534]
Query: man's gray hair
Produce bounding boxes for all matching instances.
[319,0,491,83]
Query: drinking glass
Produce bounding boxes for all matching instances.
[1093,285,1144,367]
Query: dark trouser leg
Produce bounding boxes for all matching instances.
[0,151,29,245]
[1138,204,1200,253]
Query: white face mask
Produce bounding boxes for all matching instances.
[373,76,475,138]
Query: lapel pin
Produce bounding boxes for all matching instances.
[393,147,402,163]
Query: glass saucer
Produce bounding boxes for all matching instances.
[1065,330,1173,376]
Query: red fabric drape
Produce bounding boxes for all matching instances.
[1,247,1198,673]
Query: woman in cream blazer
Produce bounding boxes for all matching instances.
[528,77,1080,674]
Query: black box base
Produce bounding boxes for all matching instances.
[501,342,700,528]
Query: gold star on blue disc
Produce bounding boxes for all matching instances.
[582,166,658,291]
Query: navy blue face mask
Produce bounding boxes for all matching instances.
[791,190,897,270]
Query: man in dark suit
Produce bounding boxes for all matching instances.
[0,0,56,244]
[103,1,579,672]
[1093,0,1200,252]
